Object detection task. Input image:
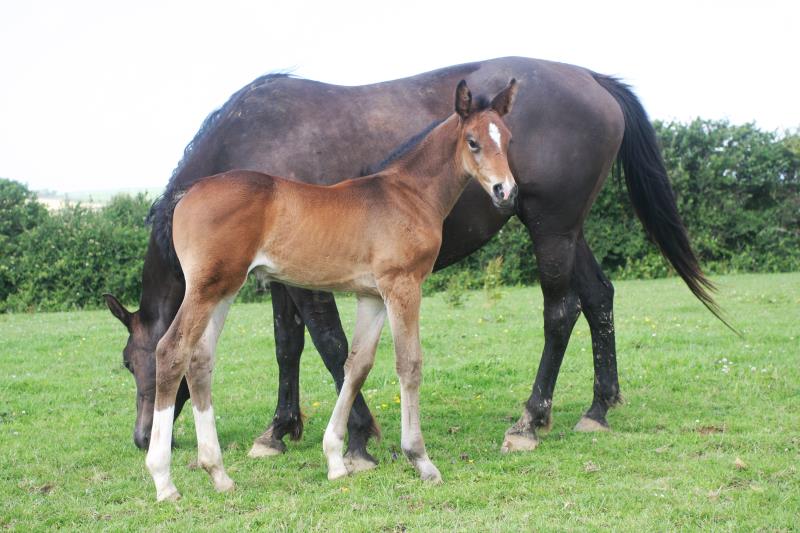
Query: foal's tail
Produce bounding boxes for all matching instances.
[592,73,737,333]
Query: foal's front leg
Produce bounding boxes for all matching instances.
[146,301,211,501]
[384,282,441,483]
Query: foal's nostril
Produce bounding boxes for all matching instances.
[493,183,504,199]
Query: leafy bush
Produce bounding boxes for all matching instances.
[3,194,151,311]
[483,256,504,303]
[0,180,48,307]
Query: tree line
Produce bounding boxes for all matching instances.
[1,119,797,312]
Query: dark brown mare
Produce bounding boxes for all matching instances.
[144,80,519,500]
[105,56,724,467]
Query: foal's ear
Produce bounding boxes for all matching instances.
[455,80,472,119]
[490,78,519,116]
[103,293,132,331]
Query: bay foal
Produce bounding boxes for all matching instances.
[146,79,519,501]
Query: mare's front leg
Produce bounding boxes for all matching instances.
[573,236,622,431]
[249,283,305,458]
[322,296,385,480]
[384,280,441,483]
[502,232,582,452]
[292,288,380,472]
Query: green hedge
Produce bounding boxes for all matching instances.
[1,119,798,312]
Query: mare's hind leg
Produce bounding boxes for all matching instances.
[186,296,235,493]
[146,295,219,501]
[502,233,582,453]
[250,283,305,458]
[293,288,380,473]
[573,235,621,431]
[323,295,385,480]
[384,280,441,482]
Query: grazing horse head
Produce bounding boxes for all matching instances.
[454,78,518,210]
[104,292,189,450]
[103,294,155,448]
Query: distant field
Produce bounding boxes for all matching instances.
[35,187,161,209]
[1,273,798,531]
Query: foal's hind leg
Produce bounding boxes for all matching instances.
[294,289,380,473]
[250,283,305,458]
[323,295,385,480]
[146,296,218,501]
[573,236,621,431]
[185,296,235,493]
[502,233,582,453]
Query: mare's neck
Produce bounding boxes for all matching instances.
[391,115,470,219]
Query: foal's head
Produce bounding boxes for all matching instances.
[455,79,519,210]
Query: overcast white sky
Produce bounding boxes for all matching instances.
[1,0,798,193]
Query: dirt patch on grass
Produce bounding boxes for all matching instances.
[697,424,726,435]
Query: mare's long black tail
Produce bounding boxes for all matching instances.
[592,73,737,334]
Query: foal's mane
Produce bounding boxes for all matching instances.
[148,72,294,274]
[362,95,492,176]
[362,119,444,176]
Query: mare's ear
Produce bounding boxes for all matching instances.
[490,78,519,116]
[455,80,472,119]
[103,293,132,331]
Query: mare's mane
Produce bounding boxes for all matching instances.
[148,72,294,273]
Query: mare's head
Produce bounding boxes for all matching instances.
[454,79,519,210]
[104,293,159,449]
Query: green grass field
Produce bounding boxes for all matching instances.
[1,273,798,531]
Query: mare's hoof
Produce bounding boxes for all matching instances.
[156,486,181,502]
[248,439,286,458]
[500,431,539,453]
[535,414,553,433]
[574,416,609,433]
[344,450,378,474]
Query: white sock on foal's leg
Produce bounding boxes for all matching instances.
[400,379,441,483]
[145,405,180,501]
[193,405,234,492]
[323,388,353,480]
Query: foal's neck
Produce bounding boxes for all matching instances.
[389,115,470,219]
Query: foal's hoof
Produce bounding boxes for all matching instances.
[344,450,378,474]
[214,475,236,493]
[327,463,349,481]
[419,463,442,484]
[248,438,286,458]
[500,431,539,453]
[156,485,181,502]
[574,416,610,433]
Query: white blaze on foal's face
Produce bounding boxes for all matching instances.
[489,122,502,150]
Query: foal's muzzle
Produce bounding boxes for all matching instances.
[492,182,518,211]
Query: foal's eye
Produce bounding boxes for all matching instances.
[467,139,480,152]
